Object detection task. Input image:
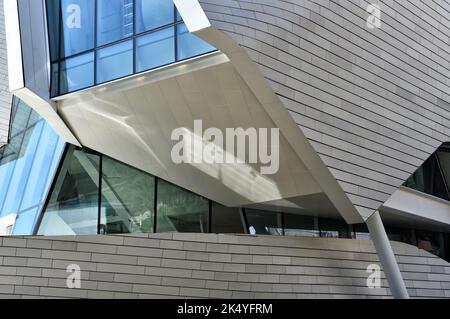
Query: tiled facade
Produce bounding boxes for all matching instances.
[198,0,450,218]
[0,234,449,299]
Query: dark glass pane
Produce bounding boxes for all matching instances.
[417,230,443,258]
[436,150,450,196]
[354,223,371,240]
[97,0,134,46]
[385,226,416,245]
[156,179,209,233]
[60,52,95,93]
[136,27,175,72]
[245,209,282,235]
[319,218,351,238]
[38,147,100,236]
[51,63,59,97]
[60,0,95,57]
[211,203,244,234]
[284,213,319,237]
[100,156,155,234]
[46,0,60,61]
[136,0,174,33]
[96,41,133,83]
[404,154,449,200]
[177,23,215,61]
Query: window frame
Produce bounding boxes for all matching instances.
[47,0,216,97]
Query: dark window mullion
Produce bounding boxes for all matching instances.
[153,176,158,233]
[133,0,137,73]
[97,153,103,235]
[94,0,98,85]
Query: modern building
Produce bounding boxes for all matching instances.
[0,0,449,299]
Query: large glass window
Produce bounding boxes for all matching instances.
[60,0,95,57]
[100,156,155,234]
[47,0,216,96]
[156,179,209,233]
[211,203,244,234]
[245,209,283,235]
[0,98,65,236]
[97,0,134,46]
[177,23,216,61]
[404,144,450,201]
[136,27,175,72]
[60,52,95,94]
[136,0,174,33]
[96,41,133,83]
[38,148,100,236]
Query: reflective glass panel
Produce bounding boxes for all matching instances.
[245,209,282,235]
[60,52,95,94]
[97,0,134,46]
[0,99,65,235]
[96,41,133,83]
[100,156,155,234]
[156,179,209,233]
[46,0,61,61]
[12,207,40,236]
[60,0,95,57]
[136,0,174,33]
[177,23,215,61]
[136,27,175,72]
[38,147,100,236]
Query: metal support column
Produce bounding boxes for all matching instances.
[365,211,409,299]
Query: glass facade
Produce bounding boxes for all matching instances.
[0,99,65,235]
[37,146,213,235]
[46,0,216,96]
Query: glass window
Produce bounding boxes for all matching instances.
[353,223,371,240]
[96,41,133,84]
[0,99,65,235]
[100,156,155,234]
[177,23,215,61]
[156,179,209,233]
[211,203,244,234]
[60,52,95,94]
[245,209,282,235]
[0,122,44,217]
[12,207,40,236]
[404,154,449,200]
[284,214,319,237]
[136,27,175,72]
[38,147,100,236]
[46,0,61,61]
[60,0,95,57]
[319,218,351,238]
[51,63,59,97]
[19,125,64,211]
[97,0,134,46]
[136,0,174,33]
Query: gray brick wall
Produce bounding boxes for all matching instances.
[198,0,450,217]
[0,234,449,299]
[0,0,12,145]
